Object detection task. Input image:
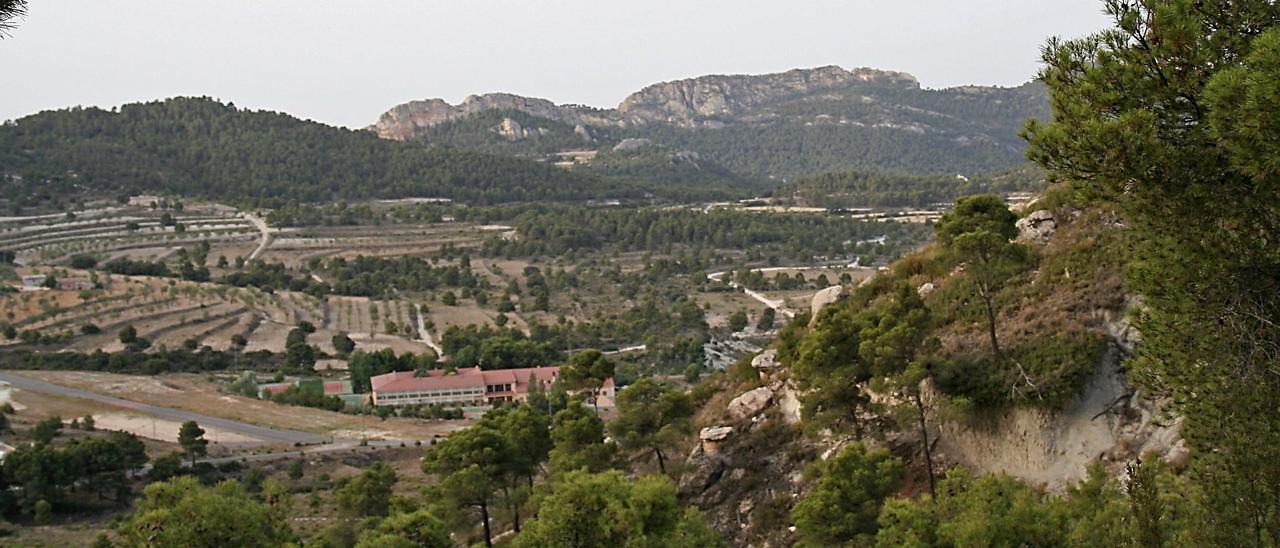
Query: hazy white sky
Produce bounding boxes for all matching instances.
[0,1,1110,128]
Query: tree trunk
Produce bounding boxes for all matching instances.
[981,285,1002,359]
[914,391,936,499]
[505,485,521,533]
[984,285,1039,398]
[654,447,667,475]
[480,501,493,548]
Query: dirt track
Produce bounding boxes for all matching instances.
[0,371,328,445]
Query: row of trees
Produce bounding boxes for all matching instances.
[774,163,1044,209]
[481,205,927,263]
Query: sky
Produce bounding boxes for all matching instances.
[0,1,1111,128]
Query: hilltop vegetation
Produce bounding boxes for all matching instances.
[482,205,928,261]
[688,3,1280,546]
[774,163,1045,209]
[0,98,734,208]
[574,143,771,194]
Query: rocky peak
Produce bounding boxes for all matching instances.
[373,92,615,140]
[372,65,924,139]
[617,65,919,126]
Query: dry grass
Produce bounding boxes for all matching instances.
[17,371,470,441]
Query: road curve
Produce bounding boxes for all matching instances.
[706,271,796,318]
[0,371,328,445]
[244,212,274,262]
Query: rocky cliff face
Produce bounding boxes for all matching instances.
[373,92,614,140]
[373,65,1045,179]
[617,66,918,126]
[375,66,929,139]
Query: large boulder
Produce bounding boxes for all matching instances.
[809,285,843,326]
[700,425,734,453]
[776,383,802,425]
[750,348,781,373]
[678,450,727,498]
[1016,209,1057,243]
[700,426,734,441]
[727,387,773,420]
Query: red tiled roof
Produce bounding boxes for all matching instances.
[376,374,483,393]
[370,371,416,392]
[371,366,561,395]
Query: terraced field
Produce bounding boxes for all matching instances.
[0,203,259,266]
[0,202,513,359]
[258,222,490,267]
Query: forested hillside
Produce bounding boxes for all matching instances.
[404,109,592,157]
[0,98,736,207]
[774,163,1045,208]
[682,3,1280,546]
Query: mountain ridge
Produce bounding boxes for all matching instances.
[373,65,1048,180]
[374,65,933,138]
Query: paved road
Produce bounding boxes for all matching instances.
[0,371,328,445]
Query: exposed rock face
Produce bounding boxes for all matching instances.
[373,65,922,140]
[750,348,782,374]
[927,336,1182,490]
[700,426,734,454]
[494,117,550,140]
[776,384,802,426]
[809,285,843,326]
[613,138,653,152]
[373,92,616,140]
[618,65,918,127]
[679,449,728,499]
[728,387,773,421]
[701,425,734,441]
[917,282,936,296]
[680,417,810,547]
[1017,209,1058,243]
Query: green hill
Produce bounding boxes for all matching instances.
[774,164,1046,208]
[0,98,682,208]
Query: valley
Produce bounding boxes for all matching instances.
[0,2,1277,544]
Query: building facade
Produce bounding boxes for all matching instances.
[369,366,615,409]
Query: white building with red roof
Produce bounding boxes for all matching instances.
[369,366,615,409]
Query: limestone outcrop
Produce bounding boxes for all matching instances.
[373,65,922,140]
[617,66,918,127]
[808,285,843,326]
[1017,209,1057,243]
[727,387,773,421]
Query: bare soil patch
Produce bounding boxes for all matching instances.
[19,371,469,441]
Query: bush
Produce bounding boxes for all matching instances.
[33,499,52,524]
[69,254,98,269]
[792,443,903,546]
